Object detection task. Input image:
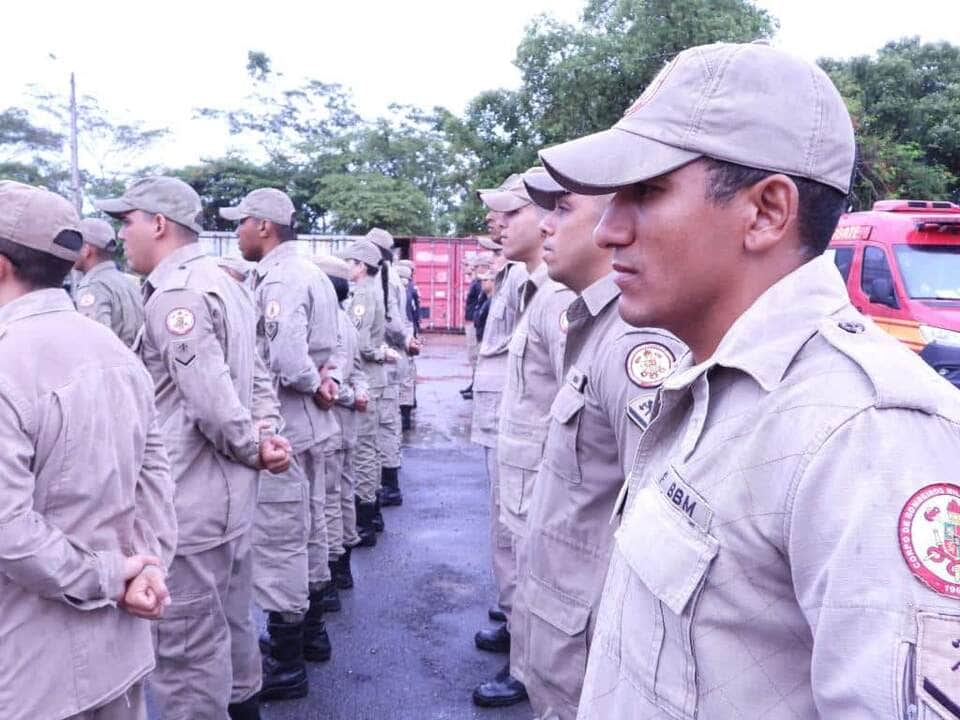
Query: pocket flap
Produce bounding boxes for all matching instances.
[616,483,719,616]
[527,578,591,636]
[498,433,544,471]
[258,475,303,502]
[550,383,586,424]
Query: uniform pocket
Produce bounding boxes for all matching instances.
[498,434,543,519]
[544,380,586,485]
[526,577,591,707]
[256,472,309,545]
[156,593,224,665]
[507,329,528,394]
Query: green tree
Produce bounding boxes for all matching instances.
[0,106,66,188]
[316,173,434,235]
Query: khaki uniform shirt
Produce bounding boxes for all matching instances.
[578,256,960,720]
[75,260,144,347]
[334,308,368,450]
[253,242,341,453]
[471,262,528,447]
[384,266,414,387]
[0,290,176,720]
[347,275,388,390]
[498,264,575,536]
[140,243,277,556]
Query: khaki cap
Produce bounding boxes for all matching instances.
[0,181,82,261]
[540,42,856,195]
[344,239,381,268]
[398,259,415,270]
[477,172,534,213]
[95,176,204,233]
[79,218,117,250]
[396,265,412,280]
[366,228,394,250]
[219,188,295,227]
[216,255,254,277]
[523,169,568,211]
[314,254,351,280]
[476,235,500,251]
[476,269,495,281]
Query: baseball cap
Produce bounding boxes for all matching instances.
[476,235,500,251]
[477,172,534,213]
[366,228,394,250]
[540,42,856,195]
[79,218,116,250]
[219,188,295,227]
[0,181,82,262]
[396,265,412,281]
[344,239,382,268]
[523,169,568,211]
[314,254,351,280]
[398,259,415,270]
[95,176,204,233]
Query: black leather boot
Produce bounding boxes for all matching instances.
[315,579,341,613]
[356,499,378,547]
[488,606,507,623]
[303,594,332,663]
[227,696,261,720]
[332,547,354,589]
[260,613,308,700]
[400,405,412,431]
[380,466,403,507]
[372,495,385,532]
[474,622,510,653]
[472,663,528,707]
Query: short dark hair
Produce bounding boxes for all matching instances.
[364,263,379,277]
[0,237,75,289]
[329,275,349,303]
[277,223,297,243]
[88,244,116,263]
[377,245,393,263]
[703,158,848,256]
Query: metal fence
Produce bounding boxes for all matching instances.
[199,232,365,259]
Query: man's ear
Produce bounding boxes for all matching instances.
[742,174,799,255]
[152,213,168,240]
[0,253,16,284]
[258,219,271,239]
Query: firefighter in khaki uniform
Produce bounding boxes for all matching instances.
[542,42,960,718]
[73,217,144,346]
[315,254,370,591]
[344,239,395,546]
[474,167,576,708]
[471,174,529,646]
[221,189,342,699]
[0,182,177,720]
[96,177,291,720]
[511,171,686,719]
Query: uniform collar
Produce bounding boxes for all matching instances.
[664,255,851,393]
[85,260,116,279]
[580,272,620,316]
[0,289,75,327]
[146,243,207,290]
[527,262,550,288]
[257,241,299,276]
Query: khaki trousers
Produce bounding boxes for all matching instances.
[354,388,383,503]
[379,384,402,470]
[321,435,344,566]
[487,445,517,623]
[339,445,360,548]
[465,321,479,368]
[252,453,310,615]
[303,444,332,586]
[151,534,261,719]
[400,358,417,407]
[65,683,145,720]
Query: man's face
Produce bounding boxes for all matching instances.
[484,210,505,242]
[594,159,743,335]
[348,259,366,283]
[540,193,611,291]
[237,217,264,262]
[500,204,545,264]
[117,210,158,275]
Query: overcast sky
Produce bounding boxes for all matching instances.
[3,0,960,169]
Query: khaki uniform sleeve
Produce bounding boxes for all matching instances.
[352,290,385,364]
[148,288,260,468]
[261,278,323,395]
[315,278,343,386]
[331,314,353,405]
[252,349,283,432]
[0,383,124,608]
[76,282,115,331]
[384,282,411,349]
[132,398,178,569]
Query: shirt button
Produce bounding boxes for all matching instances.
[839,321,865,334]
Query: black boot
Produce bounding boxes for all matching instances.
[472,663,527,707]
[474,622,510,653]
[260,613,308,701]
[372,495,385,532]
[227,696,261,720]
[356,499,378,547]
[332,546,354,589]
[315,579,341,613]
[460,383,473,399]
[488,606,507,623]
[380,466,403,507]
[401,405,412,431]
[303,593,332,663]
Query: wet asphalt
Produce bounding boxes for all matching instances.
[262,333,533,720]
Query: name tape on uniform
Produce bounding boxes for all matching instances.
[657,467,713,532]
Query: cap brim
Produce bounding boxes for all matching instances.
[478,190,530,213]
[218,206,245,221]
[93,198,135,218]
[477,236,500,250]
[539,128,701,195]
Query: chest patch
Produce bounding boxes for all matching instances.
[626,342,675,388]
[165,307,196,336]
[265,299,281,319]
[559,309,569,334]
[898,483,960,598]
[78,291,96,308]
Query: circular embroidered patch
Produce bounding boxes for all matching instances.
[625,342,675,388]
[78,292,96,308]
[898,483,960,598]
[353,304,366,318]
[165,307,196,336]
[265,299,281,320]
[559,310,569,334]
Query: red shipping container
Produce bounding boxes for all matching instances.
[408,237,480,333]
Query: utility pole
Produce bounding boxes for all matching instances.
[69,72,81,213]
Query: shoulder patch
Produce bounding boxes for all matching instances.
[353,303,366,318]
[265,299,281,320]
[626,342,675,388]
[165,307,196,336]
[77,292,96,308]
[626,395,656,432]
[916,612,960,717]
[898,483,960,598]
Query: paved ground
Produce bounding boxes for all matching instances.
[263,333,532,719]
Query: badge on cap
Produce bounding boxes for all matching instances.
[78,292,96,308]
[559,310,569,334]
[898,483,960,598]
[626,342,675,388]
[265,300,281,320]
[165,307,196,336]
